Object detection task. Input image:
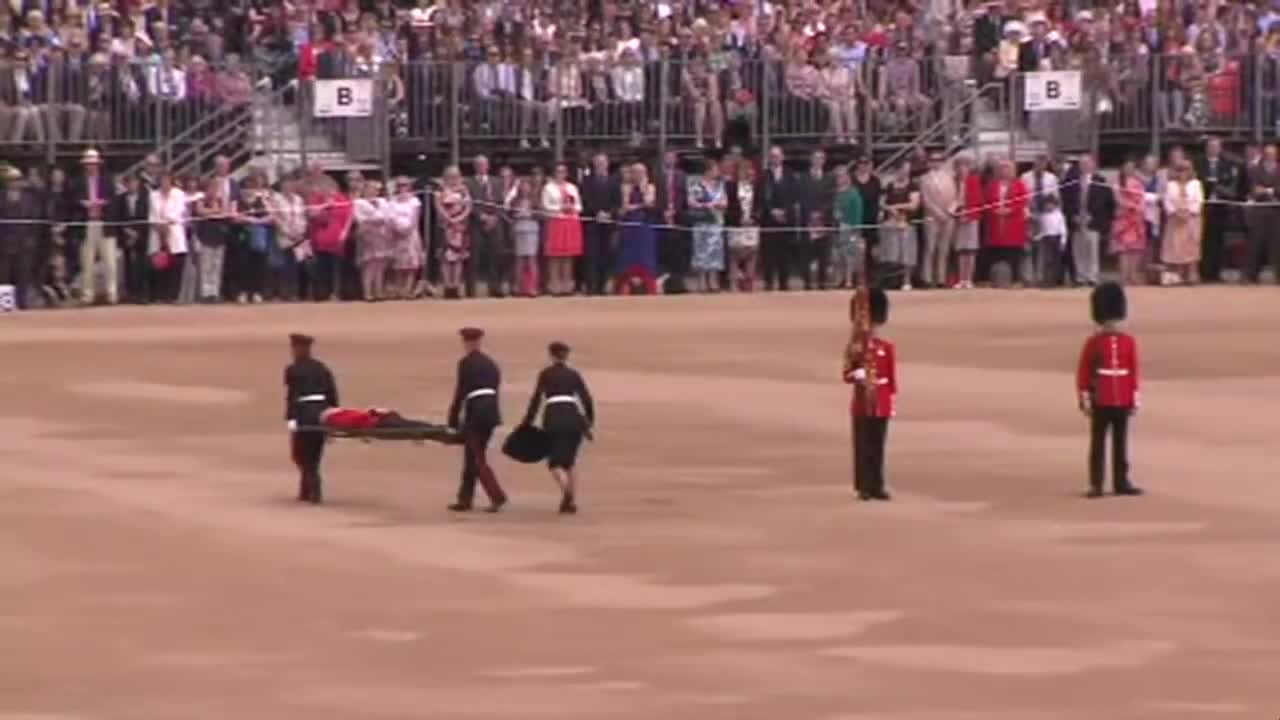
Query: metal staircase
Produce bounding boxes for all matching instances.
[127,82,379,183]
[876,80,1051,174]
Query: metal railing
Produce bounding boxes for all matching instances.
[6,51,1279,175]
[396,56,957,161]
[0,58,263,163]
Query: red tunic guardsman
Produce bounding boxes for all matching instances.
[843,288,897,501]
[1075,282,1143,498]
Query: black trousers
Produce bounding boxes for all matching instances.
[1244,221,1280,282]
[122,244,151,302]
[456,423,507,506]
[225,242,266,298]
[466,227,506,297]
[152,263,182,303]
[1039,237,1065,288]
[1088,406,1132,492]
[0,249,37,309]
[790,233,814,288]
[292,430,327,502]
[657,227,690,277]
[808,234,833,289]
[1200,205,1230,281]
[852,416,889,495]
[581,221,613,295]
[311,252,343,301]
[761,228,792,290]
[988,246,1025,284]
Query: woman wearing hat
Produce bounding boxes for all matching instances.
[520,342,595,514]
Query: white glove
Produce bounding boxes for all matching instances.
[287,420,298,432]
[851,368,868,382]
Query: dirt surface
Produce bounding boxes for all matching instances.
[1,287,1278,720]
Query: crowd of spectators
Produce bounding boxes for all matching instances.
[4,136,1280,312]
[7,0,1280,152]
[0,0,257,146]
[973,0,1278,131]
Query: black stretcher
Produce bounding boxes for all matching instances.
[296,424,463,444]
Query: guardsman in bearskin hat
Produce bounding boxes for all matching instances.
[1076,282,1144,498]
[843,288,898,501]
[284,333,339,504]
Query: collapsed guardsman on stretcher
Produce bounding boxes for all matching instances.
[284,333,459,505]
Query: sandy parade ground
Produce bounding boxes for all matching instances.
[1,286,1279,720]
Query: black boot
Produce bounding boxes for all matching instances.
[1085,486,1105,498]
[1114,484,1144,496]
[558,492,577,514]
[448,500,473,512]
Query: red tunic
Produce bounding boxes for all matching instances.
[983,178,1029,248]
[843,336,898,418]
[960,173,985,222]
[322,408,384,429]
[1075,331,1140,408]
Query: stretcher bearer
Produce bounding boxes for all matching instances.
[521,341,596,514]
[284,333,339,504]
[447,327,508,513]
[843,289,897,501]
[1076,282,1144,498]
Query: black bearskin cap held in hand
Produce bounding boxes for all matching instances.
[502,425,552,463]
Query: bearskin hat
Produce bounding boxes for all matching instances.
[1090,281,1127,325]
[870,288,889,325]
[502,424,552,464]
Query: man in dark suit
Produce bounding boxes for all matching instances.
[111,173,151,303]
[0,167,45,309]
[1244,143,1280,283]
[656,150,689,279]
[466,154,509,297]
[1060,154,1115,287]
[1195,137,1239,282]
[796,148,836,289]
[759,144,797,291]
[579,152,620,295]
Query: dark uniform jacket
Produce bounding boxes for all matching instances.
[0,189,45,256]
[448,350,502,429]
[758,165,797,228]
[110,188,151,246]
[1061,169,1116,234]
[284,357,339,426]
[522,363,595,428]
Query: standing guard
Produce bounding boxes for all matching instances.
[1076,282,1144,498]
[284,333,339,504]
[843,288,897,501]
[447,327,509,513]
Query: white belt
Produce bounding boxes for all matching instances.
[546,394,579,405]
[298,394,327,402]
[1097,369,1130,377]
[466,388,497,400]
